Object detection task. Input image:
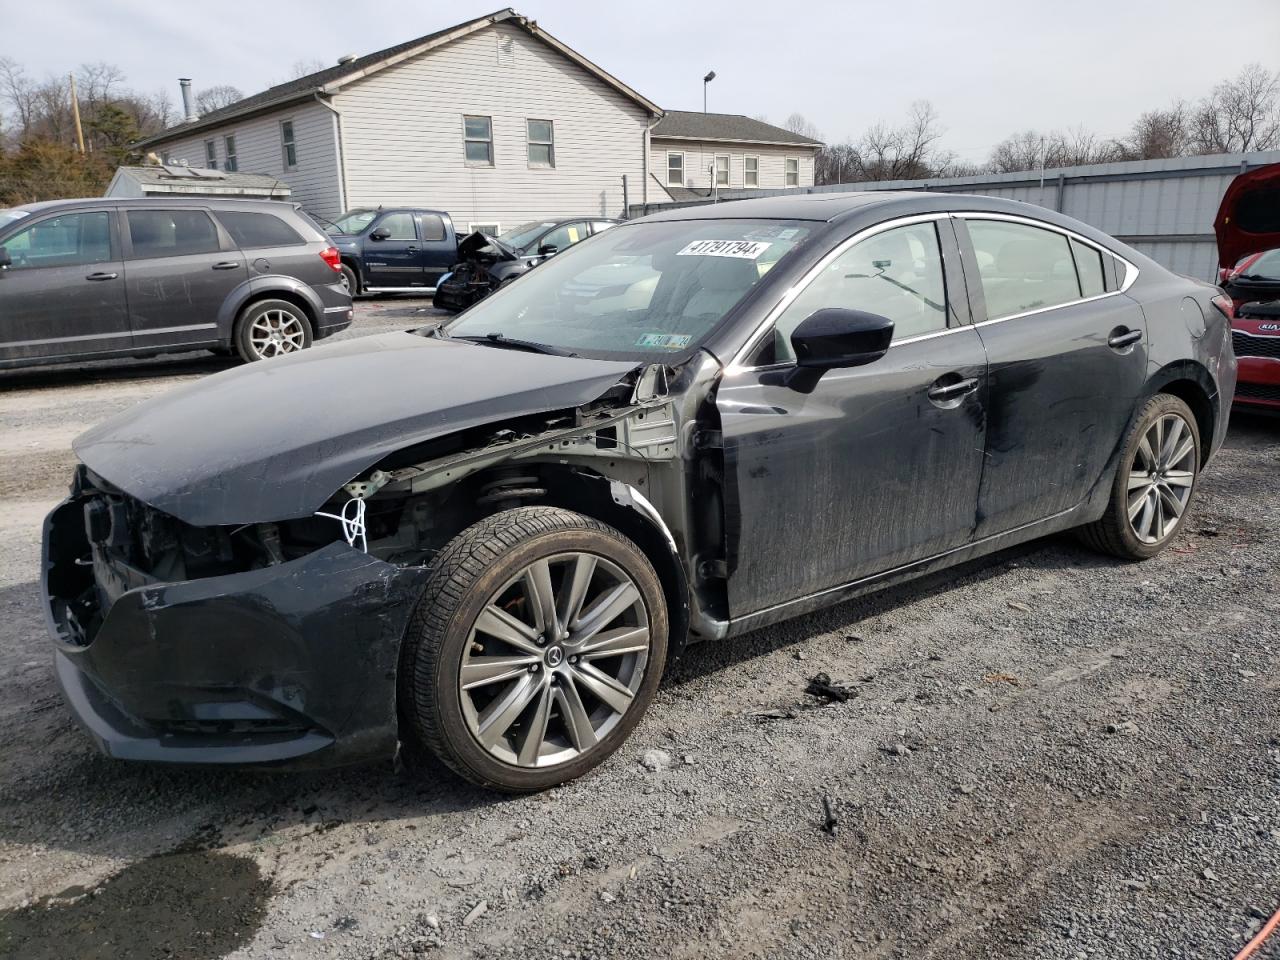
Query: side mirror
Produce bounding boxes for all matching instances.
[368,228,390,241]
[537,243,559,256]
[0,246,9,269]
[791,308,894,370]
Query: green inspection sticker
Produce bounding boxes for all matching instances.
[637,333,692,349]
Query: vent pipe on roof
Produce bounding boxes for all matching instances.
[178,78,198,122]
[337,54,355,65]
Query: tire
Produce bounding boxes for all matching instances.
[233,299,313,363]
[339,263,360,297]
[1077,393,1201,560]
[400,506,668,792]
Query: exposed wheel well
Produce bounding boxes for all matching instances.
[339,257,361,293]
[235,290,318,337]
[1154,377,1216,466]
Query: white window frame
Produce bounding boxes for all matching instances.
[526,119,555,168]
[223,134,238,172]
[468,222,501,235]
[204,139,217,170]
[744,155,759,188]
[280,120,297,170]
[666,151,684,187]
[714,154,730,187]
[464,115,494,166]
[785,157,799,187]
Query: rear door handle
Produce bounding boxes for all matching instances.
[212,261,241,270]
[406,245,420,252]
[1108,328,1143,350]
[928,376,980,403]
[85,271,117,281]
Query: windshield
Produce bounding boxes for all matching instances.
[332,209,379,234]
[1239,248,1280,280]
[447,219,813,359]
[0,209,30,231]
[499,221,557,252]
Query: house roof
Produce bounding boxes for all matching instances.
[109,165,292,197]
[651,111,823,148]
[136,8,661,148]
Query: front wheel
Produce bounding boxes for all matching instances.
[339,263,360,297]
[400,507,668,792]
[1078,393,1200,560]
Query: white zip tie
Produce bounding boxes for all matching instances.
[314,496,367,553]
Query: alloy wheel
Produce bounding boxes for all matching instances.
[248,309,306,359]
[459,552,651,768]
[1126,412,1196,544]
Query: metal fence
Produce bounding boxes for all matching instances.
[629,150,1280,281]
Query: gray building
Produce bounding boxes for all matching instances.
[135,9,662,230]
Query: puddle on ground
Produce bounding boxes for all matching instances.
[0,849,270,959]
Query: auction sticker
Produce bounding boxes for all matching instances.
[676,239,771,259]
[637,333,692,349]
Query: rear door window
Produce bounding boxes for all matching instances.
[127,210,221,258]
[1071,238,1106,297]
[419,214,446,242]
[966,220,1081,319]
[1,211,113,269]
[216,210,304,248]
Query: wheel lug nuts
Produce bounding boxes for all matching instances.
[569,655,578,665]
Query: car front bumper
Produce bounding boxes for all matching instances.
[42,493,428,770]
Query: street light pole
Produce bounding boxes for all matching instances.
[703,70,716,113]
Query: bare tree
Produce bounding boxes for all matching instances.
[195,85,244,114]
[1119,103,1190,160]
[1190,63,1280,154]
[289,58,327,80]
[783,112,822,141]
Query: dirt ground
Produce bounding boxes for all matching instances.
[0,301,1277,960]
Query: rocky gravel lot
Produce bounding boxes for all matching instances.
[0,301,1277,959]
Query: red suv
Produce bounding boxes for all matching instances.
[1215,163,1280,411]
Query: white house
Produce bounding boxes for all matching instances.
[136,9,662,232]
[647,111,822,203]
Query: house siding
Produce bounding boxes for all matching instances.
[333,22,650,230]
[154,103,343,218]
[650,138,816,192]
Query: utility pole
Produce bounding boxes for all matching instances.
[69,73,86,153]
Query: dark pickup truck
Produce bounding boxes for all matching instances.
[320,208,457,295]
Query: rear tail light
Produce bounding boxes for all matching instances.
[319,246,342,272]
[1210,294,1236,320]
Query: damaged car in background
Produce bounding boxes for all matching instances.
[432,218,618,312]
[43,192,1234,792]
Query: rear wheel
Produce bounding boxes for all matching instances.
[400,507,668,792]
[1078,394,1200,560]
[233,299,312,362]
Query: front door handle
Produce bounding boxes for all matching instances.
[212,261,241,270]
[85,271,118,281]
[1108,328,1143,350]
[406,245,420,252]
[928,376,980,404]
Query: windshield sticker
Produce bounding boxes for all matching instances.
[637,333,692,349]
[744,227,801,242]
[676,239,772,260]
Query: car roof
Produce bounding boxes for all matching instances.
[11,197,303,215]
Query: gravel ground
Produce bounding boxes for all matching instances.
[0,303,1277,959]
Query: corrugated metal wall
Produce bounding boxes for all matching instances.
[632,150,1280,281]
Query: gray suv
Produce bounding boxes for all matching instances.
[0,197,352,368]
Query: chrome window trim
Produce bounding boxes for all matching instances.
[727,212,950,373]
[726,210,1141,374]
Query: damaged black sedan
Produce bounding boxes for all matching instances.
[43,193,1235,792]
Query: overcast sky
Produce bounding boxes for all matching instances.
[6,0,1279,161]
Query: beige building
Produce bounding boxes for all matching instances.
[647,111,822,203]
[136,10,661,231]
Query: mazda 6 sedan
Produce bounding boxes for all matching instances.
[43,192,1236,792]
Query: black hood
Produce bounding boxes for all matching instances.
[74,333,637,527]
[457,231,520,262]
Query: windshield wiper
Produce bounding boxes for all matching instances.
[451,333,578,357]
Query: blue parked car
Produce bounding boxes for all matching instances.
[318,208,458,296]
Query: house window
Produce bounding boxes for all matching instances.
[161,150,171,165]
[527,119,554,167]
[745,156,759,188]
[204,140,217,170]
[464,116,493,165]
[281,120,297,169]
[468,222,501,235]
[666,152,684,187]
[714,155,730,187]
[223,135,238,172]
[785,157,799,187]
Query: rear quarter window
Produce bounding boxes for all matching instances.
[217,211,306,248]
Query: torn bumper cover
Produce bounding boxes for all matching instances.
[42,490,428,769]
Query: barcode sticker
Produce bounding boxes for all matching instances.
[675,239,772,259]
